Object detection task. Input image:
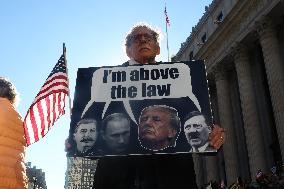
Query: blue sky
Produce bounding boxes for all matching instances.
[1,1,212,188]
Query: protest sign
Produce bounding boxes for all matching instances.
[67,61,215,157]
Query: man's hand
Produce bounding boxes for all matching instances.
[209,125,225,149]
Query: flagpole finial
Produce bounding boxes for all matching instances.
[63,43,66,55]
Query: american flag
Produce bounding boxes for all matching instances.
[23,54,69,145]
[164,6,170,27]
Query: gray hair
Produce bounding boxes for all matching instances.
[125,22,162,48]
[0,77,19,105]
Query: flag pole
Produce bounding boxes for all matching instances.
[164,3,170,62]
[63,43,72,118]
[166,21,170,62]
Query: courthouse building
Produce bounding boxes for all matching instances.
[173,0,284,187]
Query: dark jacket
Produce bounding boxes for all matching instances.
[94,154,197,189]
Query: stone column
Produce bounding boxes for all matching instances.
[205,155,219,183]
[204,80,220,183]
[215,67,239,185]
[192,154,204,188]
[257,18,284,162]
[233,44,268,179]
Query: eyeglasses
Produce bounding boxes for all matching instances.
[129,33,156,44]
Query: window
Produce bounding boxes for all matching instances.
[214,12,223,24]
[217,12,223,22]
[201,33,207,43]
[189,51,194,61]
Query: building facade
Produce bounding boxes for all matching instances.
[65,157,98,189]
[26,162,47,189]
[173,0,284,187]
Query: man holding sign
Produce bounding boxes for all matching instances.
[92,23,225,189]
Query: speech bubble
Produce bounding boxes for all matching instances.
[81,63,201,124]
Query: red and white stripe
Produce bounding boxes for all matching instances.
[23,72,68,145]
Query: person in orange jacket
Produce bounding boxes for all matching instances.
[0,77,28,189]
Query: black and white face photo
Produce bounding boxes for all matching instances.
[102,113,130,153]
[73,119,98,154]
[184,114,210,149]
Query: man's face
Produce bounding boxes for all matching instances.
[126,27,160,64]
[103,119,130,153]
[139,108,176,148]
[184,115,209,148]
[73,122,97,153]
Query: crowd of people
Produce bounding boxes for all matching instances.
[202,164,284,189]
